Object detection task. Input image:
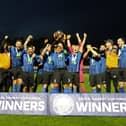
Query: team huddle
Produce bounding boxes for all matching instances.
[0,31,126,93]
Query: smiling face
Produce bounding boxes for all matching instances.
[27,46,34,56]
[56,45,63,53]
[99,45,106,51]
[15,40,23,50]
[72,45,79,54]
[112,48,117,54]
[117,38,125,48]
[105,42,112,49]
[57,43,64,51]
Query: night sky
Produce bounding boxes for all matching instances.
[0,0,125,43]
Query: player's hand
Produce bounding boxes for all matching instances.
[67,34,71,40]
[38,63,43,66]
[76,33,79,37]
[83,33,87,38]
[92,47,98,50]
[27,35,33,40]
[32,53,36,58]
[46,44,50,48]
[45,44,51,50]
[4,35,9,40]
[44,39,48,44]
[86,44,92,50]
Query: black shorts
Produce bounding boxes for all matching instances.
[37,74,43,84]
[0,68,8,83]
[10,67,23,79]
[22,72,34,86]
[67,72,79,86]
[101,72,106,84]
[42,71,53,84]
[118,68,126,82]
[53,69,67,85]
[89,74,102,87]
[106,68,119,80]
[0,68,12,91]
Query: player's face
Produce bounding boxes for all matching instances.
[113,45,118,49]
[117,38,124,48]
[111,45,118,54]
[56,46,62,53]
[57,43,64,51]
[112,48,117,54]
[47,44,51,52]
[72,45,79,53]
[16,41,23,50]
[100,45,105,51]
[27,47,34,55]
[105,42,112,49]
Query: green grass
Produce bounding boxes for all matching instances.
[0,115,126,126]
[0,73,126,126]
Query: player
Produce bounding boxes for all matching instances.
[10,35,33,92]
[22,45,42,92]
[51,42,68,93]
[105,39,119,92]
[84,45,101,93]
[40,43,54,93]
[117,37,126,92]
[0,38,11,92]
[66,33,87,93]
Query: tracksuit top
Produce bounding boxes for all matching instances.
[67,52,82,72]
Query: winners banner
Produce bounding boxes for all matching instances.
[0,93,48,115]
[50,94,126,116]
[0,93,126,116]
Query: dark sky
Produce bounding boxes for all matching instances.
[0,0,125,43]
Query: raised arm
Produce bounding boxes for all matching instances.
[41,44,50,57]
[76,33,81,44]
[4,35,9,40]
[82,33,87,46]
[87,45,100,57]
[24,35,33,50]
[44,38,49,44]
[79,33,87,53]
[67,34,73,53]
[66,34,71,47]
[83,48,90,58]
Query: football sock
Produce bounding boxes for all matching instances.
[12,84,17,92]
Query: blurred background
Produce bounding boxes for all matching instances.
[0,0,125,43]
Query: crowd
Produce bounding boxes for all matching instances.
[0,31,126,93]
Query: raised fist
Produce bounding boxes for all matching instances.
[76,33,79,37]
[4,35,9,40]
[83,33,87,38]
[32,53,36,58]
[86,44,92,50]
[67,35,71,40]
[27,35,33,40]
[44,38,48,44]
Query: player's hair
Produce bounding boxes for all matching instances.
[105,39,114,45]
[15,37,24,43]
[0,39,9,53]
[27,44,34,49]
[57,41,65,49]
[118,37,125,42]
